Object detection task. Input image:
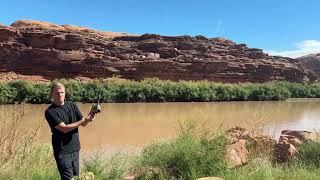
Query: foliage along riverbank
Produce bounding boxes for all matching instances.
[1,78,320,104]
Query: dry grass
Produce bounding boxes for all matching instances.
[10,19,65,30]
[0,104,40,159]
[0,104,56,179]
[0,104,26,158]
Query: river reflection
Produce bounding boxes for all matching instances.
[1,99,320,151]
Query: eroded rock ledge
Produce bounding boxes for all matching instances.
[0,20,317,82]
[298,53,320,78]
[226,126,319,168]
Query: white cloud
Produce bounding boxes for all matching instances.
[215,20,223,34]
[214,20,225,36]
[265,40,320,58]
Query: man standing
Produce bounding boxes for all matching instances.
[45,82,94,180]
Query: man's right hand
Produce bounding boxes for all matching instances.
[81,115,95,126]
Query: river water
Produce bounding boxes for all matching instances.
[1,99,320,153]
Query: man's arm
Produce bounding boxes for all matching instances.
[55,117,91,134]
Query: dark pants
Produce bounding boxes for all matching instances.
[54,151,80,180]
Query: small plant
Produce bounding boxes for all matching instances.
[296,141,320,167]
[82,150,133,180]
[82,150,107,179]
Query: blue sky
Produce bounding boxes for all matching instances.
[1,0,319,58]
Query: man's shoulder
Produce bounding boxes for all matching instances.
[45,103,57,116]
[65,101,76,107]
[45,103,55,112]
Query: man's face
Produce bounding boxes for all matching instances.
[52,86,65,103]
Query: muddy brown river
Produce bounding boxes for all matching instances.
[1,99,320,153]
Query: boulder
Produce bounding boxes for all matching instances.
[225,126,275,168]
[226,139,249,168]
[274,142,298,163]
[274,130,318,163]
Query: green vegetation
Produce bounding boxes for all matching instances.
[77,122,320,180]
[1,79,320,104]
[135,122,227,179]
[296,141,320,167]
[225,158,320,180]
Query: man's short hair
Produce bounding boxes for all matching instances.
[50,82,65,95]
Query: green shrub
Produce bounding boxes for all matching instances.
[137,122,227,179]
[82,151,132,180]
[0,83,16,104]
[65,80,85,102]
[7,81,33,103]
[27,83,50,104]
[296,141,320,167]
[82,151,108,179]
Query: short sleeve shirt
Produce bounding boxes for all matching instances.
[45,101,83,154]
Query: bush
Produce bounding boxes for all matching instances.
[27,83,51,103]
[296,141,320,167]
[0,83,16,104]
[82,150,132,180]
[137,122,227,179]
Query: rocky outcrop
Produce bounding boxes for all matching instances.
[226,127,319,166]
[274,130,318,163]
[0,20,317,82]
[225,126,276,168]
[297,53,320,78]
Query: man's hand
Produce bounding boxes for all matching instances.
[81,114,95,127]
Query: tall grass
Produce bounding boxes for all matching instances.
[0,104,59,179]
[1,79,320,104]
[225,157,320,180]
[133,121,228,180]
[82,150,134,180]
[295,141,320,167]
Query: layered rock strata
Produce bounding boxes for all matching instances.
[0,20,317,82]
[297,53,320,78]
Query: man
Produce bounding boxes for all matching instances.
[45,82,94,180]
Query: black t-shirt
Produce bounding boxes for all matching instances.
[44,101,83,154]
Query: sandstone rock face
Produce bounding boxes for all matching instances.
[226,139,249,168]
[297,53,320,78]
[0,20,317,82]
[225,126,275,168]
[274,130,318,163]
[274,142,298,163]
[280,130,318,145]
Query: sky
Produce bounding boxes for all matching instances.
[1,0,319,58]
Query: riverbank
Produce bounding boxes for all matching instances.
[1,118,320,179]
[1,79,320,104]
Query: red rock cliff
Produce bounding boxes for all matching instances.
[297,53,320,78]
[0,20,317,82]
